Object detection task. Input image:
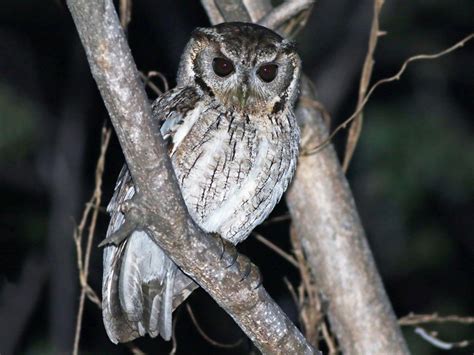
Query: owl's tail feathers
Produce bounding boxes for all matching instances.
[102,231,197,343]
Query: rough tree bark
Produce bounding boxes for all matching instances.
[66,0,315,353]
[204,1,409,354]
[288,79,409,355]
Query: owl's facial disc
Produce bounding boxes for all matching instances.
[201,50,291,113]
[179,22,301,114]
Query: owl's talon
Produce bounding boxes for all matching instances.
[238,256,252,282]
[214,235,239,268]
[250,264,263,289]
[225,248,239,268]
[210,233,226,259]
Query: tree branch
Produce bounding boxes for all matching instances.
[65,0,314,353]
[399,313,474,326]
[287,78,409,354]
[258,0,314,38]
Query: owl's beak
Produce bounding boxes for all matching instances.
[236,85,249,109]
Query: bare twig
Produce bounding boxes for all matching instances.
[125,342,146,355]
[302,33,474,156]
[283,278,300,311]
[148,71,170,92]
[400,314,474,351]
[139,72,162,96]
[186,304,244,348]
[119,0,132,30]
[169,312,179,355]
[261,213,291,225]
[253,232,299,268]
[399,313,474,326]
[342,0,385,172]
[139,70,170,96]
[72,125,111,355]
[321,320,338,355]
[290,226,323,347]
[414,327,472,350]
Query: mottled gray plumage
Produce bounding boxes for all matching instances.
[102,22,301,343]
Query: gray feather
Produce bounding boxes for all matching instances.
[102,160,196,343]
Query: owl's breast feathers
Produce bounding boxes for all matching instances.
[102,85,299,343]
[155,86,300,244]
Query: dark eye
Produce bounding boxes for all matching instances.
[212,57,234,77]
[257,64,278,82]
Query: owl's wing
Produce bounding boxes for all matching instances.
[102,88,200,343]
[152,86,202,154]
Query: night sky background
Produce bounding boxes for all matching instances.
[0,0,473,354]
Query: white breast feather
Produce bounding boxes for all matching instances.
[168,104,203,156]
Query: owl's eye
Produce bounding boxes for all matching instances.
[212,57,234,77]
[257,64,278,82]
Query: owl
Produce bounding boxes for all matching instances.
[102,22,302,343]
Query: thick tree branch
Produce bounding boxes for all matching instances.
[209,1,410,354]
[258,0,314,38]
[288,79,409,354]
[65,0,314,353]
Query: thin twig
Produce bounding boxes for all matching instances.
[126,342,147,355]
[252,232,299,268]
[399,313,474,326]
[302,33,474,157]
[169,310,180,355]
[185,304,244,348]
[414,327,471,350]
[139,71,170,96]
[261,213,291,226]
[72,125,111,355]
[119,0,132,30]
[321,320,338,355]
[290,225,323,346]
[283,277,300,310]
[342,0,385,172]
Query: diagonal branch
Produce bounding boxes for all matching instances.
[258,0,315,38]
[287,78,409,354]
[65,0,314,353]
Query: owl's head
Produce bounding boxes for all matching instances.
[177,22,301,114]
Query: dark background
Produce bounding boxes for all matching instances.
[0,0,472,354]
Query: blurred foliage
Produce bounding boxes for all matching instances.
[0,85,39,162]
[362,102,473,212]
